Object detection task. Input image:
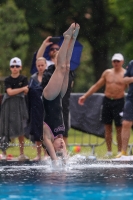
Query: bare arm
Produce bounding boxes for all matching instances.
[43,124,58,160]
[78,71,106,105]
[6,86,29,96]
[36,36,52,59]
[84,76,105,98]
[43,135,57,160]
[24,87,29,95]
[123,76,133,85]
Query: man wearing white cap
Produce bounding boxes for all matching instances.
[78,53,127,157]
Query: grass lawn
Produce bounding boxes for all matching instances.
[1,128,133,160]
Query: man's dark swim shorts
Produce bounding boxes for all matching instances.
[101,96,124,126]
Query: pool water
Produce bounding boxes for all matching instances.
[0,157,133,200]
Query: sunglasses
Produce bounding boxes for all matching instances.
[10,65,20,68]
[113,60,120,63]
[50,48,59,51]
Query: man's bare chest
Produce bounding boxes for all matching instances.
[106,73,124,85]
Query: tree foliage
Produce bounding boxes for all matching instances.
[1,0,133,91]
[114,0,133,63]
[0,0,29,75]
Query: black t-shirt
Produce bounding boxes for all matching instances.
[124,60,133,100]
[41,65,65,137]
[5,75,28,91]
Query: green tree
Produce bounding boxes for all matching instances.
[14,0,54,64]
[114,0,133,63]
[0,0,29,75]
[14,0,126,91]
[48,0,124,91]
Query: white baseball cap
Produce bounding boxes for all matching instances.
[10,57,22,66]
[111,53,124,61]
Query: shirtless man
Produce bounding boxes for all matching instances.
[78,53,127,157]
[39,23,80,162]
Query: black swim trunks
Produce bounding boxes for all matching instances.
[101,96,125,126]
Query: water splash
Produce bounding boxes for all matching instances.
[0,154,133,173]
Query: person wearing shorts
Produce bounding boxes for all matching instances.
[78,53,127,157]
[101,97,124,126]
[116,60,133,158]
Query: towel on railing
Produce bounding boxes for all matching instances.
[70,93,105,138]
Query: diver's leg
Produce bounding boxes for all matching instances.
[60,24,80,97]
[43,23,76,100]
[65,23,80,68]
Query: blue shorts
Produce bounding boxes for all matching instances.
[123,100,133,121]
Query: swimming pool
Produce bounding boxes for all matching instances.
[0,157,133,200]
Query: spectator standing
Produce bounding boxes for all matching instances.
[116,60,133,158]
[78,53,127,157]
[28,57,48,161]
[0,57,29,161]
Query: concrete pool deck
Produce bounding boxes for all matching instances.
[0,156,133,166]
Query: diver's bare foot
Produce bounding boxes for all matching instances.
[73,23,80,39]
[63,23,75,39]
